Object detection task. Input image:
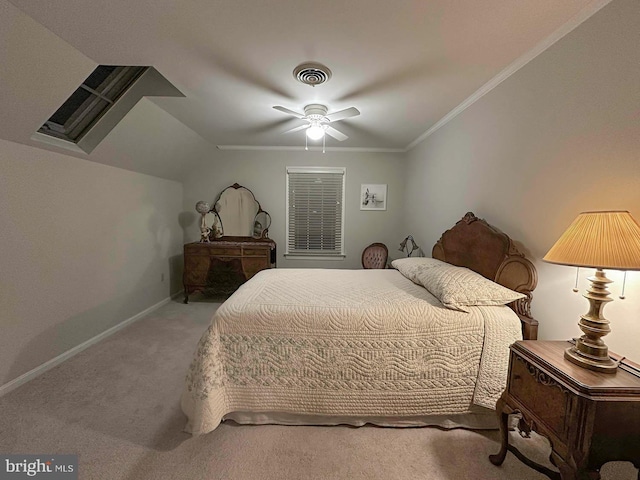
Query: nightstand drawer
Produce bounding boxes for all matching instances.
[509,352,569,441]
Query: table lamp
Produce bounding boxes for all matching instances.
[543,211,640,373]
[195,200,211,242]
[399,235,420,257]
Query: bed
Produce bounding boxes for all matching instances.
[181,212,538,435]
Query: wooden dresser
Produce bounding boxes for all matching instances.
[490,340,640,479]
[183,237,276,302]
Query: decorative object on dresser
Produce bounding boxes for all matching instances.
[543,210,640,374]
[195,200,211,243]
[181,212,539,435]
[399,234,421,257]
[490,340,640,480]
[183,184,276,303]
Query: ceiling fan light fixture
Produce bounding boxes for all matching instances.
[273,103,358,143]
[306,122,325,140]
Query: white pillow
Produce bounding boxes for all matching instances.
[411,262,525,312]
[391,257,446,283]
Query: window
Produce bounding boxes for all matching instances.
[286,166,346,258]
[38,65,147,143]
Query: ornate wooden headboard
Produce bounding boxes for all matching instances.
[432,212,539,340]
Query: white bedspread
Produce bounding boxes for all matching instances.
[181,268,522,435]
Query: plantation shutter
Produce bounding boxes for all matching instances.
[286,167,345,256]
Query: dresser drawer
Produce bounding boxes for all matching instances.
[243,247,269,256]
[207,247,243,256]
[184,243,212,255]
[184,243,242,256]
[509,352,570,441]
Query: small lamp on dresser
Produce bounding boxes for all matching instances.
[399,235,421,257]
[195,201,211,243]
[543,210,640,373]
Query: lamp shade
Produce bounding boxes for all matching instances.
[306,123,325,140]
[543,211,640,270]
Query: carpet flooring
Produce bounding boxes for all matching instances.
[0,296,636,479]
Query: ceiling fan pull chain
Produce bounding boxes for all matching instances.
[620,271,627,300]
[305,134,308,151]
[322,134,325,154]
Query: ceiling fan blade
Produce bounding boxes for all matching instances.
[326,107,360,122]
[282,124,309,134]
[273,106,305,119]
[325,126,348,141]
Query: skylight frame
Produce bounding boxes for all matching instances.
[38,65,147,144]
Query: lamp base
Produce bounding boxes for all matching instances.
[565,269,620,374]
[564,341,618,374]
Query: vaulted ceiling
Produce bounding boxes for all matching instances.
[5,0,604,154]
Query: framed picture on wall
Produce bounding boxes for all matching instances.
[360,184,387,211]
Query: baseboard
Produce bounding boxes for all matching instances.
[0,291,184,397]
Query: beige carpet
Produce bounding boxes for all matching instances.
[0,296,636,480]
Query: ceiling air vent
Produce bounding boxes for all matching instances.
[293,62,332,87]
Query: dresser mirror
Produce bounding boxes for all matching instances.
[210,183,271,239]
[253,211,271,239]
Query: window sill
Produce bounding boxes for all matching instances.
[284,254,346,261]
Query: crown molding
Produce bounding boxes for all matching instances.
[216,145,405,153]
[405,0,614,152]
[221,1,611,155]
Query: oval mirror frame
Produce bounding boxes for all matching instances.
[253,211,271,239]
[211,183,270,239]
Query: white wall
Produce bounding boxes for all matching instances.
[403,0,640,359]
[0,0,213,388]
[181,149,406,269]
[90,98,212,181]
[0,0,95,146]
[0,139,184,385]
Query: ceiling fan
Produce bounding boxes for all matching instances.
[273,104,360,142]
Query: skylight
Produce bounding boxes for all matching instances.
[38,65,147,143]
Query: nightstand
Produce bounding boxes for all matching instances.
[490,340,640,480]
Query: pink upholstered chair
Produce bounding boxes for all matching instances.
[361,243,388,269]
